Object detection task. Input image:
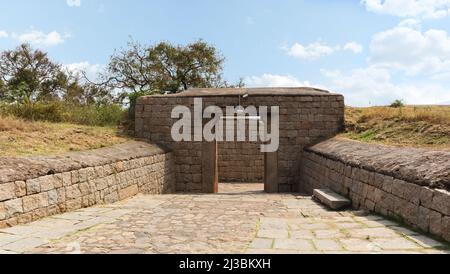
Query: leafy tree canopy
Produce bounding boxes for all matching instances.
[0,44,65,104]
[96,40,238,99]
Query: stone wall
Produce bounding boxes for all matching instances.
[300,138,450,242]
[135,88,345,193]
[0,142,175,228]
[218,141,264,182]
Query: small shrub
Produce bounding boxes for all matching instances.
[1,102,65,122]
[390,99,405,108]
[66,104,125,126]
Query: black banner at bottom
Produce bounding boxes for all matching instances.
[0,254,445,273]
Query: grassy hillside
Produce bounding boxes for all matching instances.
[0,116,130,157]
[342,106,450,150]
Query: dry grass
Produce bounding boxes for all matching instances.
[0,116,48,132]
[343,106,450,150]
[0,115,131,157]
[347,106,450,125]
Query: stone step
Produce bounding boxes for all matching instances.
[313,189,351,210]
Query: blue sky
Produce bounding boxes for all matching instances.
[1,0,450,106]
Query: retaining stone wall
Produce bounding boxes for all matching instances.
[0,142,175,228]
[300,138,450,242]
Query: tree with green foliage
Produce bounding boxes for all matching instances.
[94,40,230,100]
[63,72,115,106]
[0,44,66,104]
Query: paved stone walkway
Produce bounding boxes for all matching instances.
[0,184,448,254]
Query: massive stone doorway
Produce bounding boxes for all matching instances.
[201,116,279,194]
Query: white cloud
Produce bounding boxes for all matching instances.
[0,30,8,38]
[15,30,67,46]
[63,62,104,81]
[398,18,422,29]
[369,24,450,76]
[362,0,450,19]
[67,0,81,7]
[317,21,450,106]
[283,41,363,60]
[321,66,450,106]
[344,42,363,54]
[244,68,450,106]
[244,74,313,87]
[283,42,336,60]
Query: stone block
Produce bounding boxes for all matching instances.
[401,202,419,226]
[429,210,442,236]
[82,194,96,208]
[78,169,88,182]
[419,187,434,208]
[86,167,96,181]
[442,216,450,242]
[4,199,23,217]
[95,178,108,191]
[364,199,376,211]
[71,170,80,184]
[391,179,407,198]
[104,192,119,204]
[39,175,56,192]
[402,183,421,205]
[0,203,6,220]
[0,183,16,202]
[56,188,66,203]
[114,162,124,173]
[78,182,91,196]
[380,175,393,193]
[26,179,41,195]
[22,193,48,212]
[61,172,72,187]
[313,189,350,210]
[47,190,59,206]
[14,181,26,198]
[118,185,139,200]
[66,185,82,200]
[17,212,32,225]
[66,198,82,211]
[417,206,430,232]
[431,189,450,216]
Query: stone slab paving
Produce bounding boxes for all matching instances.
[0,184,448,254]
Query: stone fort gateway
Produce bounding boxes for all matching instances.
[0,87,449,247]
[135,88,345,194]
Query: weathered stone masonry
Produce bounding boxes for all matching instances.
[135,88,345,193]
[0,142,175,228]
[218,141,264,183]
[300,138,450,242]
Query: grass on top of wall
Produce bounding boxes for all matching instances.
[0,115,131,157]
[343,105,450,150]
